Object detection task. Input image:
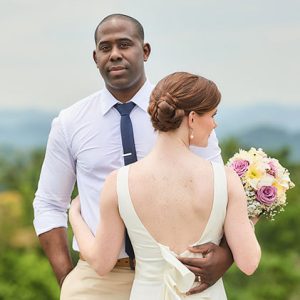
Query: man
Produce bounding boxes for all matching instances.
[33,14,232,299]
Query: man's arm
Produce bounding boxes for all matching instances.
[33,116,76,286]
[178,217,260,295]
[39,228,73,287]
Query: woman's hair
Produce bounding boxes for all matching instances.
[148,72,221,132]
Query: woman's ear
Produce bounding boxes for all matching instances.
[188,111,195,128]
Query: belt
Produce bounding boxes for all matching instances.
[116,257,136,270]
[79,254,135,270]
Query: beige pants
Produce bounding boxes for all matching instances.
[60,259,135,300]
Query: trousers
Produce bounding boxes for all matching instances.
[60,259,134,300]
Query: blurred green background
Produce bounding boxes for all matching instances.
[1,1,299,299]
[0,139,299,300]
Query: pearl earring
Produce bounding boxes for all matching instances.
[190,129,194,140]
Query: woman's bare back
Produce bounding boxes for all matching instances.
[128,152,214,255]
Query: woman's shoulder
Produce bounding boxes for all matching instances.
[224,166,242,184]
[189,151,210,166]
[224,166,246,199]
[224,165,238,179]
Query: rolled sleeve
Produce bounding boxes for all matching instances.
[33,115,76,235]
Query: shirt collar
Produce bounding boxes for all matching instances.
[100,80,154,115]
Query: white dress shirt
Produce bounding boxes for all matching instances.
[33,80,223,257]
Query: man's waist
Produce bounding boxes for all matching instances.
[79,254,135,270]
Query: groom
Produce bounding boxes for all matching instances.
[33,14,233,299]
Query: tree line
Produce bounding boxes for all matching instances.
[0,139,299,299]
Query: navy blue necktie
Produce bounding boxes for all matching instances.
[114,102,137,259]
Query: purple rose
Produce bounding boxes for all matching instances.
[231,159,250,177]
[256,186,277,206]
[267,161,277,177]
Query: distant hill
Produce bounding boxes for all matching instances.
[216,104,300,138]
[0,109,56,149]
[233,126,300,162]
[215,104,300,162]
[0,105,299,161]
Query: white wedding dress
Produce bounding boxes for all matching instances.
[117,162,228,300]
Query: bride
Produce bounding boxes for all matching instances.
[69,72,261,299]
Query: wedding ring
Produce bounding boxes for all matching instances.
[197,275,201,283]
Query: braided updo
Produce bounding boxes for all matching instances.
[148,72,221,132]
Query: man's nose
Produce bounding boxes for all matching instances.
[109,46,122,61]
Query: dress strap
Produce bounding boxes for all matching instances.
[199,162,228,243]
[116,165,142,229]
[116,165,129,219]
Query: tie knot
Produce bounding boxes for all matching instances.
[114,102,136,116]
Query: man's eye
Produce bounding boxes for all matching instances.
[99,45,110,51]
[120,42,130,48]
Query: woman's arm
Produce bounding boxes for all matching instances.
[224,167,261,275]
[69,171,125,276]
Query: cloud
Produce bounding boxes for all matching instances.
[0,0,299,110]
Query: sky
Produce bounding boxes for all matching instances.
[1,0,299,111]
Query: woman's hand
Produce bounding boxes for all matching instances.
[69,195,81,224]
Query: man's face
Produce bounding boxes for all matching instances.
[93,18,150,93]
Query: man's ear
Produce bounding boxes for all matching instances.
[93,50,98,67]
[143,43,151,61]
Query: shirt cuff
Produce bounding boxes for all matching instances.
[33,211,68,236]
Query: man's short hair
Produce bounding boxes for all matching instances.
[94,14,144,44]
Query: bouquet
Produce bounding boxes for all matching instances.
[227,148,295,220]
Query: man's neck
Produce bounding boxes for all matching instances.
[106,78,146,103]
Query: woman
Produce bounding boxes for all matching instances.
[69,72,261,299]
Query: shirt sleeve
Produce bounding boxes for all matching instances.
[190,130,223,164]
[33,115,76,235]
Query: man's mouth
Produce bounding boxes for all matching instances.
[109,66,126,72]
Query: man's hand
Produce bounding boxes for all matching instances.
[178,241,233,295]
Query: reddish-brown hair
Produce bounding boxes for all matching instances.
[148,72,221,132]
